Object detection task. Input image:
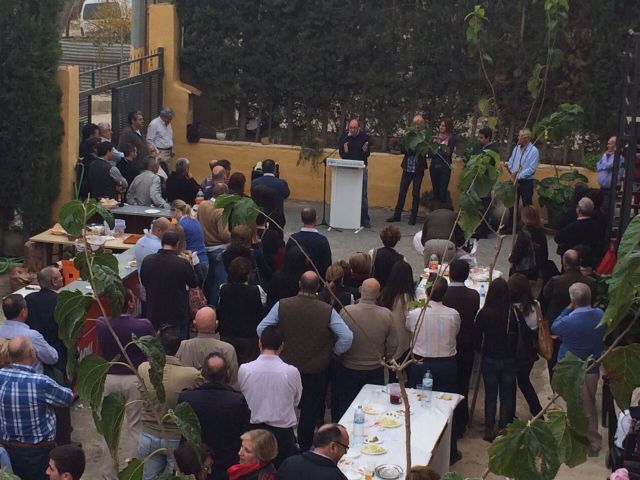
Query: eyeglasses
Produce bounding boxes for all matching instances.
[333,441,349,451]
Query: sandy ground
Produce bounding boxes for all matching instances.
[7,199,610,479]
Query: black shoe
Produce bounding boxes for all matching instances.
[449,450,463,465]
[483,427,496,442]
[408,218,416,226]
[386,216,401,222]
[363,223,372,229]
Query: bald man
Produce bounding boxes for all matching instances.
[388,114,428,225]
[134,216,172,311]
[0,337,73,480]
[339,119,371,228]
[176,306,239,388]
[257,271,353,450]
[333,278,397,420]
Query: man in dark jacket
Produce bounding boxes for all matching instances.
[554,197,603,260]
[178,353,250,480]
[166,157,201,205]
[442,260,480,439]
[387,114,427,225]
[276,424,349,480]
[139,230,199,336]
[251,159,290,225]
[118,110,148,170]
[285,207,332,279]
[339,119,371,228]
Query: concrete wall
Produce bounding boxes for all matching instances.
[52,65,80,223]
[146,3,597,214]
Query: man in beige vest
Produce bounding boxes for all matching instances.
[334,278,397,421]
[257,271,353,451]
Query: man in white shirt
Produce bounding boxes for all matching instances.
[134,217,171,314]
[146,107,175,170]
[238,326,302,467]
[406,277,460,392]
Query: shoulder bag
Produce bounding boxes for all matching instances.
[534,300,553,360]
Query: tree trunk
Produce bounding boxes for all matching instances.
[321,109,329,147]
[255,104,262,142]
[238,99,248,140]
[469,106,479,139]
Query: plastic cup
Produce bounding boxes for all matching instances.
[389,383,401,405]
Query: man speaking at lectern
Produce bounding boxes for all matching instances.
[339,119,371,228]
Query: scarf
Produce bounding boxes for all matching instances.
[227,462,273,480]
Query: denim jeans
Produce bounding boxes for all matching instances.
[5,444,52,480]
[393,169,425,221]
[482,356,517,429]
[138,431,181,480]
[195,259,209,289]
[429,165,451,205]
[517,359,542,416]
[361,167,370,226]
[298,370,329,451]
[406,356,458,393]
[204,247,227,306]
[332,364,385,422]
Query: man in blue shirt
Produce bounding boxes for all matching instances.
[596,135,625,215]
[0,336,73,480]
[505,129,539,229]
[551,282,605,456]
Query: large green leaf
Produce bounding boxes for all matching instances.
[92,263,126,318]
[98,392,126,459]
[545,410,589,467]
[133,335,166,403]
[59,200,87,237]
[494,181,516,208]
[96,203,115,229]
[54,290,93,378]
[74,251,119,281]
[170,402,202,448]
[488,418,560,480]
[551,352,588,434]
[76,354,112,409]
[618,216,640,261]
[0,468,21,480]
[119,458,144,480]
[602,344,640,410]
[441,473,464,480]
[602,251,640,332]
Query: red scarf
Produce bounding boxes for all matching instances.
[227,462,272,480]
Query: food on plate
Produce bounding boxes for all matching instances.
[363,404,385,415]
[378,415,402,428]
[361,444,387,455]
[99,197,118,209]
[50,223,67,235]
[364,435,380,444]
[438,393,453,401]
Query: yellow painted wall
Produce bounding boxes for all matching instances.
[52,65,80,223]
[146,3,597,213]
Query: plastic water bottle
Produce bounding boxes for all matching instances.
[421,371,433,408]
[428,254,439,270]
[195,189,204,205]
[353,405,365,446]
[480,284,486,301]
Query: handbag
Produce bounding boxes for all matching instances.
[596,241,617,275]
[514,230,537,273]
[534,300,553,360]
[509,306,537,363]
[188,287,207,319]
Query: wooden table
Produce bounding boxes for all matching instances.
[29,230,134,265]
[111,205,171,233]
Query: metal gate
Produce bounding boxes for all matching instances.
[78,48,164,144]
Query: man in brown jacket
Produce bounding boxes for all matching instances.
[442,260,480,437]
[334,278,397,421]
[117,110,149,170]
[257,271,353,451]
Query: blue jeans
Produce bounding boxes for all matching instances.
[195,259,209,288]
[361,167,370,226]
[406,355,458,393]
[204,248,227,306]
[482,356,517,429]
[138,431,181,480]
[429,165,451,205]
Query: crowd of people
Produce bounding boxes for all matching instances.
[0,111,624,480]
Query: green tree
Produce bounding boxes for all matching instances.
[0,0,63,235]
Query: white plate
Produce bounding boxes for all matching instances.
[344,471,362,480]
[361,444,387,455]
[144,209,161,214]
[362,404,386,415]
[364,435,383,445]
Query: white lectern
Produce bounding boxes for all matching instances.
[326,158,365,230]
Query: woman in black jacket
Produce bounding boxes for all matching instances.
[428,118,456,206]
[508,205,548,288]
[222,224,272,288]
[266,245,307,309]
[318,263,354,310]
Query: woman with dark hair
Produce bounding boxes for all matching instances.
[508,205,548,288]
[222,224,272,287]
[174,443,214,480]
[344,252,371,292]
[266,245,307,309]
[229,172,247,196]
[474,277,519,441]
[318,263,354,310]
[379,260,415,359]
[370,225,404,289]
[218,256,265,364]
[428,118,456,206]
[508,273,542,417]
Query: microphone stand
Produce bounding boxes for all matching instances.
[317,147,340,231]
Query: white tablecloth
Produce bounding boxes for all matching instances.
[338,384,462,477]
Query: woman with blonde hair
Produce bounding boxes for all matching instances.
[227,429,277,480]
[318,263,354,310]
[171,199,208,285]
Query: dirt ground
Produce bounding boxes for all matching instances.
[4,200,610,479]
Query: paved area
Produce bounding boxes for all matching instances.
[67,199,609,478]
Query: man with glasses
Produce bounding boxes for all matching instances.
[277,424,350,479]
